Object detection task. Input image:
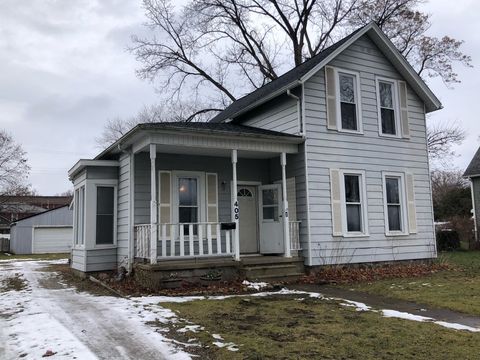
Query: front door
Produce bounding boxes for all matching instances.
[259,184,284,254]
[238,186,258,253]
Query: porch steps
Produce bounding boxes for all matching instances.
[241,257,305,283]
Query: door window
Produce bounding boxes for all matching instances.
[178,177,198,234]
[262,188,279,221]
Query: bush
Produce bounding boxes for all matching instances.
[436,230,460,251]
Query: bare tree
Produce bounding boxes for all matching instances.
[427,120,466,165]
[0,130,31,199]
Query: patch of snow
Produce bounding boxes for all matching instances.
[242,280,269,291]
[178,325,204,333]
[382,309,433,322]
[340,300,371,312]
[434,321,480,332]
[212,334,224,340]
[212,341,239,352]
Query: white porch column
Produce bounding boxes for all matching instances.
[232,149,240,261]
[281,152,291,257]
[150,144,157,264]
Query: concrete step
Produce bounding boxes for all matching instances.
[246,272,305,283]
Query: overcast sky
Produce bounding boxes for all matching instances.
[0,0,478,195]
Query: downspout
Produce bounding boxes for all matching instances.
[286,89,303,136]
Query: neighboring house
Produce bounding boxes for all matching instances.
[464,147,480,241]
[68,23,441,284]
[10,205,73,254]
[0,195,72,236]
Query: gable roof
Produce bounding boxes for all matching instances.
[464,147,480,177]
[10,205,70,226]
[210,22,442,123]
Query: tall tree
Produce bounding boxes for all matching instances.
[0,130,31,198]
[431,169,471,221]
[427,120,466,166]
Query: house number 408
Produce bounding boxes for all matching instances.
[233,201,239,220]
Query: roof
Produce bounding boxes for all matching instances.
[10,205,71,226]
[464,147,480,177]
[210,22,442,123]
[94,121,303,160]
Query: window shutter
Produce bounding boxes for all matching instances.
[206,173,218,235]
[398,81,410,138]
[405,173,417,234]
[330,169,343,236]
[286,177,297,221]
[158,171,171,235]
[325,66,338,130]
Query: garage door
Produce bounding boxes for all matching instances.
[33,227,73,254]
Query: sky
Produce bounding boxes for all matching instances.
[0,0,478,195]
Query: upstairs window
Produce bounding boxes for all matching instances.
[339,73,359,131]
[377,78,400,136]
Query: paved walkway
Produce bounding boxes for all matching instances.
[290,283,480,329]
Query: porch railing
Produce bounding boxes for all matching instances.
[289,221,302,251]
[135,222,235,260]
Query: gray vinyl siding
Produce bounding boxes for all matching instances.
[134,153,272,225]
[472,177,480,239]
[303,34,435,265]
[241,93,300,135]
[117,153,130,267]
[85,248,117,272]
[71,248,85,272]
[9,206,73,254]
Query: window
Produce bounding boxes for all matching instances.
[383,173,407,235]
[96,186,115,245]
[344,174,363,233]
[178,177,198,234]
[377,78,399,136]
[74,186,85,246]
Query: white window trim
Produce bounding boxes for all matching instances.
[334,67,363,134]
[382,171,409,236]
[73,181,86,250]
[171,171,206,225]
[376,76,401,138]
[339,170,369,237]
[93,180,118,249]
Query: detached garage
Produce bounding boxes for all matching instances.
[10,205,73,254]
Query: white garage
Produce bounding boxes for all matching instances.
[10,205,73,254]
[32,227,73,254]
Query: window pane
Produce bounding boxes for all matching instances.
[379,81,393,108]
[381,108,396,135]
[386,178,400,204]
[179,178,197,206]
[388,205,402,231]
[339,74,355,103]
[179,207,198,223]
[341,103,357,130]
[262,189,278,206]
[263,206,278,221]
[345,175,360,203]
[96,186,114,245]
[346,204,362,232]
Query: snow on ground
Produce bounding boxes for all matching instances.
[242,280,269,291]
[0,260,192,360]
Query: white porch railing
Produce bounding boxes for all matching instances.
[289,221,302,251]
[135,222,235,260]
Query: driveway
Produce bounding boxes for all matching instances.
[0,260,191,360]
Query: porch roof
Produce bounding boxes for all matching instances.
[96,122,303,160]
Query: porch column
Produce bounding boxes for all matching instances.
[232,149,240,261]
[281,152,291,257]
[150,144,157,264]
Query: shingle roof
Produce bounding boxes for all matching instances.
[137,122,302,139]
[464,147,480,177]
[210,26,365,123]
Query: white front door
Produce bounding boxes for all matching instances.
[259,184,284,254]
[238,186,258,253]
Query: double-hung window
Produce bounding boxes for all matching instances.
[383,173,407,235]
[338,70,361,132]
[74,186,85,246]
[178,177,199,235]
[341,172,367,235]
[96,186,115,245]
[376,78,400,136]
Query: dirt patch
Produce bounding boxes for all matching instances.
[0,273,28,292]
[301,261,452,285]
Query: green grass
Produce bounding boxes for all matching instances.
[0,252,69,261]
[162,294,480,360]
[344,251,480,316]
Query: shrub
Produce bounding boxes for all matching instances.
[436,230,460,251]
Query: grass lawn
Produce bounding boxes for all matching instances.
[343,251,480,316]
[162,294,480,359]
[0,252,69,261]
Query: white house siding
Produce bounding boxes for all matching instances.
[241,93,300,135]
[117,153,130,267]
[472,177,480,238]
[303,34,435,265]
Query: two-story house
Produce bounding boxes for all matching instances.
[68,23,441,286]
